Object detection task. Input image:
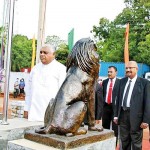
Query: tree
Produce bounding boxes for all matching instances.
[0,26,7,46]
[134,34,150,65]
[92,0,150,65]
[55,43,69,66]
[92,18,110,41]
[45,35,69,66]
[11,35,32,71]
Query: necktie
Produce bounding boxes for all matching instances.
[123,80,132,109]
[107,79,113,104]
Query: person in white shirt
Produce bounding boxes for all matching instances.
[24,44,66,121]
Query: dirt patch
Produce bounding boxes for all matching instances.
[0,93,25,100]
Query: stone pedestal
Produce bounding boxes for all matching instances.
[21,129,116,150]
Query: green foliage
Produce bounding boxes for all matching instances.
[92,0,150,65]
[55,44,69,66]
[134,34,150,64]
[45,35,69,65]
[92,18,110,40]
[0,26,7,50]
[11,35,33,71]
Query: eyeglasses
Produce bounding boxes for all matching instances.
[125,67,136,69]
[40,51,49,55]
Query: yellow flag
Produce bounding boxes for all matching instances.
[31,35,36,69]
[124,23,129,64]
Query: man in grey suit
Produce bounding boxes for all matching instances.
[102,66,120,146]
[114,61,150,150]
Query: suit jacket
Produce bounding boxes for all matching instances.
[95,82,103,120]
[115,77,150,131]
[102,78,120,112]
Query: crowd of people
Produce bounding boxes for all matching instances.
[22,43,150,150]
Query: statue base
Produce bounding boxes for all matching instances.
[23,128,116,150]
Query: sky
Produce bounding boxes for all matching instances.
[0,0,125,43]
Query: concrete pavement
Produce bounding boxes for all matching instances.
[0,118,43,150]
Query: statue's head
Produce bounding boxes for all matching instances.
[66,38,99,77]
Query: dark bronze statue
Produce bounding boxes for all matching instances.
[36,38,103,135]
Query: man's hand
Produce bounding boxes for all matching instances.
[24,111,28,119]
[95,120,101,124]
[140,122,149,129]
[113,118,118,124]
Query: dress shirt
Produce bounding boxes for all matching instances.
[106,77,116,103]
[122,75,137,107]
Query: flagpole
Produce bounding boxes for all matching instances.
[124,23,129,64]
[1,0,15,125]
[0,1,5,70]
[31,35,36,69]
[36,0,47,64]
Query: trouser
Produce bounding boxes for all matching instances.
[119,108,143,150]
[102,103,118,146]
[14,89,19,98]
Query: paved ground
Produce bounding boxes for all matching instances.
[0,95,149,149]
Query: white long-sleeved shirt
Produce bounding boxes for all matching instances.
[24,59,66,121]
[122,75,137,107]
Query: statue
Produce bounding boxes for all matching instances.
[36,38,103,135]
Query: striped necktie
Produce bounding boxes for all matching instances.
[123,80,132,109]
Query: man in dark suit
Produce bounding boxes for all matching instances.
[102,66,120,145]
[95,82,103,124]
[114,61,150,150]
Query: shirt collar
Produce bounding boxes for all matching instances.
[41,59,56,67]
[128,75,137,82]
[109,77,116,82]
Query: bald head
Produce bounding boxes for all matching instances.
[126,61,138,68]
[125,61,138,79]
